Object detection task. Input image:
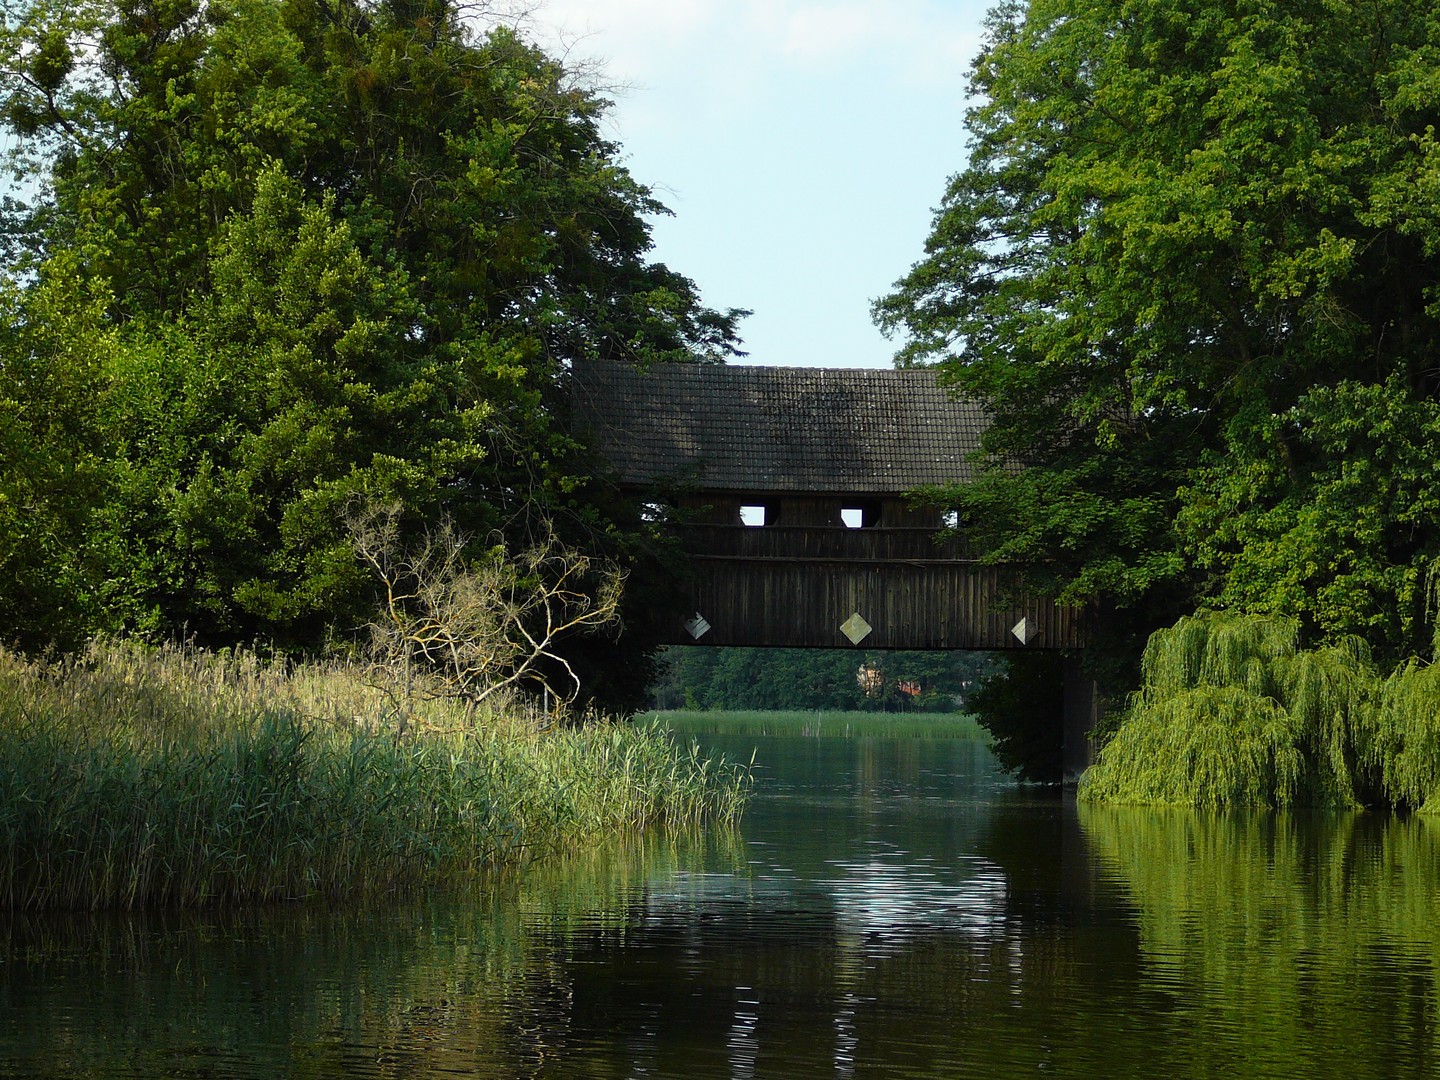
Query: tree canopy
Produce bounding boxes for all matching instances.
[876,0,1440,672]
[0,0,744,706]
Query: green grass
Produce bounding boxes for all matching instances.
[0,640,750,910]
[648,708,991,740]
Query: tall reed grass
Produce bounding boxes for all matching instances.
[0,640,750,910]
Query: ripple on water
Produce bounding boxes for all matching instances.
[8,741,1440,1078]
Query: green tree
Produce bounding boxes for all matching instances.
[0,265,115,648]
[876,0,1440,674]
[966,652,1063,783]
[0,0,743,698]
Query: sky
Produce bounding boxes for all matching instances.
[528,0,994,369]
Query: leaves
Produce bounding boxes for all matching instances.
[0,0,743,697]
[1081,613,1371,808]
[1180,379,1440,661]
[878,0,1440,675]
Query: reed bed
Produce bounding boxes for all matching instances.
[0,641,750,910]
[651,708,991,740]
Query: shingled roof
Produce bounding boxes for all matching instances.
[571,361,989,494]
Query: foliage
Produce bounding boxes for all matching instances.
[0,639,751,909]
[964,650,1065,783]
[349,502,624,725]
[1371,659,1440,811]
[0,270,115,648]
[79,167,481,643]
[876,0,1440,674]
[1082,613,1388,806]
[1181,379,1440,662]
[0,0,743,692]
[649,646,995,713]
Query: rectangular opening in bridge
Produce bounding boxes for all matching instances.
[739,505,767,527]
[840,501,880,528]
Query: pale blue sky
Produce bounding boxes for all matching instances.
[533,1,993,368]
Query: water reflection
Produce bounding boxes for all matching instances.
[5,738,1440,1077]
[824,853,1008,944]
[1079,805,1440,1078]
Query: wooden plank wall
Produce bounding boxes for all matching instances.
[678,524,970,561]
[663,526,1087,650]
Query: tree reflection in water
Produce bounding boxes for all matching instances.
[4,740,1439,1077]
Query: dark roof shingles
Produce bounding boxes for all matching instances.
[572,361,988,494]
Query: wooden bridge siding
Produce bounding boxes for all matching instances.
[674,556,1086,650]
[674,497,943,531]
[675,524,973,561]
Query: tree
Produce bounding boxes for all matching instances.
[348,502,624,728]
[0,0,744,691]
[0,267,115,649]
[966,652,1064,784]
[876,0,1440,675]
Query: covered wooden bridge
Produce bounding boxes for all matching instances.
[572,360,1096,776]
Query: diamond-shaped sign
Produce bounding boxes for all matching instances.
[685,613,712,640]
[840,612,873,645]
[1011,616,1039,645]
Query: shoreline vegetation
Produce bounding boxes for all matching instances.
[0,640,750,911]
[1081,612,1440,811]
[652,709,991,741]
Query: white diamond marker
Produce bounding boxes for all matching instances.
[840,612,873,645]
[685,613,712,640]
[1011,616,1039,645]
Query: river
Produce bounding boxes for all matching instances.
[4,733,1440,1077]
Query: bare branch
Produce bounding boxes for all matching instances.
[345,501,624,730]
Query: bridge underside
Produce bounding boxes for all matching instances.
[657,526,1087,651]
[656,525,1097,780]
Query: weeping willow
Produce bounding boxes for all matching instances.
[1370,661,1440,810]
[1081,613,1381,808]
[1371,571,1440,810]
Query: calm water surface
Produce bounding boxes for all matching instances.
[5,734,1440,1077]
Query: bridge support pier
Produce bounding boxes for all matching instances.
[1062,655,1097,785]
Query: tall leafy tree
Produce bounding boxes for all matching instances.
[0,265,115,645]
[876,0,1440,672]
[0,0,743,695]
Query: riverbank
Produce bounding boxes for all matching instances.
[650,709,990,740]
[0,641,750,910]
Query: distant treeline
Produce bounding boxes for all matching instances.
[650,647,995,713]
